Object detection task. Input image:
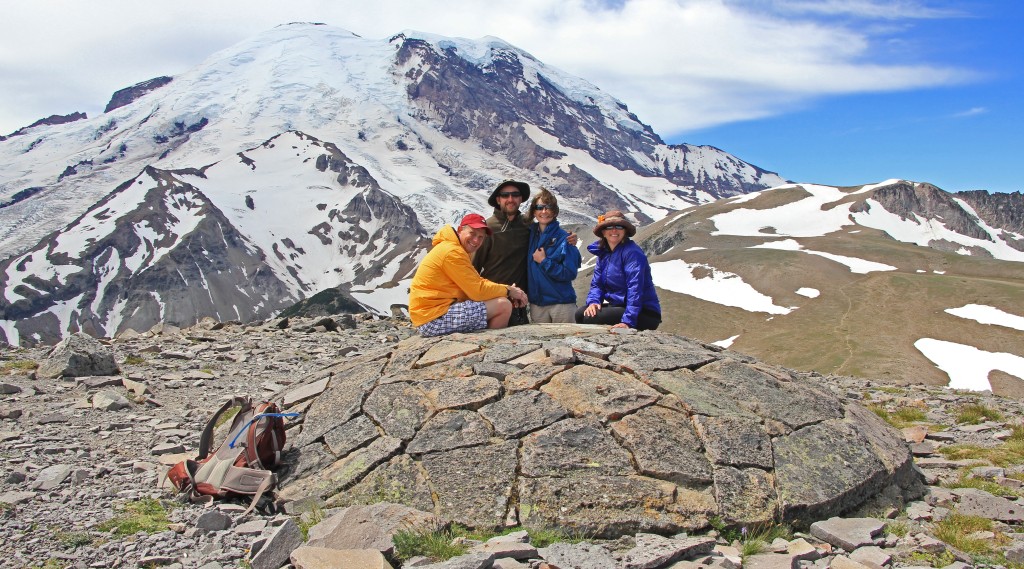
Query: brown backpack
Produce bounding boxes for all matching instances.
[166,397,295,514]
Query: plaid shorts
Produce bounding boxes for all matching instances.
[418,300,488,337]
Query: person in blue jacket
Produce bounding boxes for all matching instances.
[526,188,582,323]
[575,210,662,330]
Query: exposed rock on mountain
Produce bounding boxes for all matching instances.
[624,179,1024,395]
[0,23,787,345]
[103,76,173,112]
[957,189,1024,252]
[276,325,924,535]
[1,112,87,141]
[1,131,428,345]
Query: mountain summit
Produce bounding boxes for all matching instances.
[0,23,786,345]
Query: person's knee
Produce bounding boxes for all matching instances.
[486,297,512,318]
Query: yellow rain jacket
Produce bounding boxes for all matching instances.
[409,225,508,327]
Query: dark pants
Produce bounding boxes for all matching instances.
[574,305,661,331]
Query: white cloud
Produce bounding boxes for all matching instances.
[0,0,976,136]
[953,107,988,118]
[772,0,967,19]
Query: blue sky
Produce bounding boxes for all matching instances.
[0,0,1020,193]
[680,1,1023,193]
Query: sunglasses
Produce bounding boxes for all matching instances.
[498,192,521,199]
[533,204,552,211]
[603,225,626,231]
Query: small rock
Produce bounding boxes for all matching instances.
[196,510,233,532]
[30,464,73,490]
[92,390,130,411]
[809,518,886,551]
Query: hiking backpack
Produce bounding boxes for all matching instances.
[166,396,296,513]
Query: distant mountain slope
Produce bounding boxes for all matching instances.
[602,180,1024,397]
[0,23,785,345]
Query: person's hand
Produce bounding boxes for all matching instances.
[533,247,546,263]
[508,284,528,308]
[567,232,579,246]
[583,303,601,318]
[611,322,630,330]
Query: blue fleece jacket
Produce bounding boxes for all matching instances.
[526,220,582,306]
[585,239,661,328]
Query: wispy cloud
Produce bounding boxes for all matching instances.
[769,0,969,19]
[952,107,988,118]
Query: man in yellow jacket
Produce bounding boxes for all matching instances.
[409,214,529,337]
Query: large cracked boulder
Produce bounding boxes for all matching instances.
[277,325,923,537]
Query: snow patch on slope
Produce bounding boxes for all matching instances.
[650,260,793,315]
[751,239,897,274]
[915,338,1024,391]
[946,304,1024,332]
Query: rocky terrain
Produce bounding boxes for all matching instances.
[2,317,1024,569]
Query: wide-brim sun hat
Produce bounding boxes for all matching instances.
[593,210,636,237]
[488,180,531,208]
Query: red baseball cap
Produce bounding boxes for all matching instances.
[458,213,492,235]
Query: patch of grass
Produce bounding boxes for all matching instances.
[907,550,956,568]
[94,498,171,536]
[55,530,93,550]
[868,404,893,423]
[942,468,1021,497]
[956,403,1003,425]
[708,519,791,560]
[932,513,999,555]
[885,520,909,537]
[297,504,325,541]
[939,440,1024,468]
[392,523,468,563]
[523,526,590,548]
[868,404,928,429]
[0,359,37,373]
[892,407,927,423]
[123,355,146,365]
[28,561,65,569]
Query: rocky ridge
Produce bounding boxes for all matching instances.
[1,318,1024,568]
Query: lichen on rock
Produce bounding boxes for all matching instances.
[277,324,924,537]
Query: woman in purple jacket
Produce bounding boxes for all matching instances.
[575,210,662,330]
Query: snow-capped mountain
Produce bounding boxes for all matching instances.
[618,180,1024,396]
[0,23,786,345]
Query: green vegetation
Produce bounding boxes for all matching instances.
[738,523,792,559]
[932,513,1003,555]
[392,524,468,563]
[939,439,1024,468]
[885,520,909,538]
[906,549,956,568]
[520,526,589,548]
[297,504,325,541]
[29,560,65,569]
[892,407,927,423]
[868,404,928,429]
[942,468,1021,497]
[708,518,791,559]
[955,403,1003,425]
[55,530,94,550]
[0,359,37,373]
[94,498,172,536]
[391,524,589,563]
[123,355,146,365]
